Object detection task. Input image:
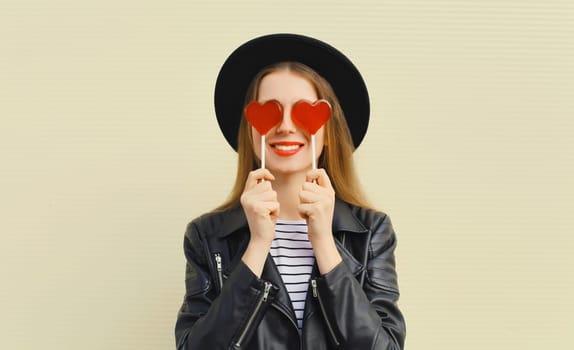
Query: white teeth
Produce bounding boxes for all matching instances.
[274,144,300,151]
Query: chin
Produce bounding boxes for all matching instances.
[267,164,311,176]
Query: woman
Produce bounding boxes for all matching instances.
[175,34,406,350]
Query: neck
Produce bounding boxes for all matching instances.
[272,170,309,220]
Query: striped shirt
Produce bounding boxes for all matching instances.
[271,220,315,329]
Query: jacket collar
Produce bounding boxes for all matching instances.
[217,197,368,238]
[218,198,367,328]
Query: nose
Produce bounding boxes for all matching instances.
[274,106,296,134]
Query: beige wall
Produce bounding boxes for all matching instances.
[1,0,573,349]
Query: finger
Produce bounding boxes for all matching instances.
[298,203,313,218]
[299,190,321,204]
[302,182,333,201]
[253,168,275,182]
[243,189,277,213]
[255,189,277,202]
[301,181,321,192]
[306,168,332,188]
[305,169,320,184]
[251,202,280,221]
[244,181,272,198]
[241,184,275,208]
[314,168,332,188]
[245,168,275,189]
[252,202,276,217]
[260,168,275,182]
[251,179,274,194]
[268,201,280,217]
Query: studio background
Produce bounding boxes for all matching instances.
[1,0,572,349]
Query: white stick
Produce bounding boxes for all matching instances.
[261,135,266,169]
[312,134,316,170]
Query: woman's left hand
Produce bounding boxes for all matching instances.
[299,169,342,274]
[298,168,335,240]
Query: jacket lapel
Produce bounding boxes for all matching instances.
[217,198,368,330]
[261,254,299,324]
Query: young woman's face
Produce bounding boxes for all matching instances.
[252,70,326,176]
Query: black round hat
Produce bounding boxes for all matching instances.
[214,33,370,151]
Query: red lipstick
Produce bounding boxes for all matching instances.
[269,141,304,157]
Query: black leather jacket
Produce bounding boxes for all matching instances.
[175,199,406,349]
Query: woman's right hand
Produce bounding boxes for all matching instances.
[241,169,279,277]
[240,168,278,245]
[240,169,278,277]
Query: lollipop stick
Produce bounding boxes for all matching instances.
[311,134,316,170]
[261,135,266,169]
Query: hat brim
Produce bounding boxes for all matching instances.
[214,33,369,151]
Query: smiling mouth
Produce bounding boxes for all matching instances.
[272,144,302,151]
[269,142,304,156]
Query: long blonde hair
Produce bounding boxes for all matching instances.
[216,62,372,211]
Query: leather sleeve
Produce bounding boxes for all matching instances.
[314,212,406,349]
[174,220,276,350]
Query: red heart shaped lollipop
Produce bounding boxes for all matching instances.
[244,100,283,135]
[291,100,332,134]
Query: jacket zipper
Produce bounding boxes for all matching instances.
[270,303,299,331]
[213,253,224,293]
[311,279,340,347]
[232,281,272,349]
